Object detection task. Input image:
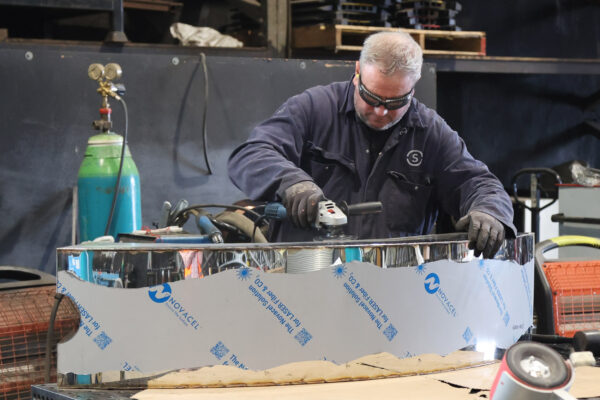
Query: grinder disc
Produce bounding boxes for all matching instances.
[505,342,570,389]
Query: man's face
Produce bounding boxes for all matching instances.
[353,62,416,131]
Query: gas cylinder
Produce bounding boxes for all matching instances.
[77,132,141,241]
[78,63,141,242]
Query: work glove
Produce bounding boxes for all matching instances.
[455,211,505,259]
[282,181,325,229]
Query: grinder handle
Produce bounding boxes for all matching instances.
[341,201,383,216]
[265,201,383,219]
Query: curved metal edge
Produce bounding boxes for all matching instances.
[0,265,56,291]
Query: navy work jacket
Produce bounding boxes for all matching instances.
[228,79,516,242]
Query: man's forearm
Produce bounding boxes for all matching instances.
[228,141,312,201]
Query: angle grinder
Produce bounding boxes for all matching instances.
[264,200,382,240]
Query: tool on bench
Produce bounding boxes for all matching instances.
[264,200,383,240]
[491,342,577,400]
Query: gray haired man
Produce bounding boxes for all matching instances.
[228,31,515,258]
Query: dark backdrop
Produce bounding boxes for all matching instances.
[436,0,600,188]
[437,72,600,187]
[0,44,436,274]
[457,0,599,59]
[1,0,599,274]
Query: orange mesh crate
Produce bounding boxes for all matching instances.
[0,285,79,400]
[542,260,600,337]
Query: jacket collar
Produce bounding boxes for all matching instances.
[339,77,356,115]
[405,99,426,129]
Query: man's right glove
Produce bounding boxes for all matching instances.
[455,210,506,259]
[281,181,325,229]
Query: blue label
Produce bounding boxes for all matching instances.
[333,265,347,279]
[383,324,398,342]
[247,275,311,345]
[343,271,393,338]
[93,331,113,350]
[422,272,457,317]
[122,361,141,372]
[521,266,533,316]
[148,283,200,329]
[480,266,509,325]
[148,283,172,303]
[463,327,473,344]
[424,273,440,294]
[210,341,230,360]
[236,267,252,281]
[56,280,110,347]
[210,341,249,369]
[294,328,313,346]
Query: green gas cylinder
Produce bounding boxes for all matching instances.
[77,132,141,242]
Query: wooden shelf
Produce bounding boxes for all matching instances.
[293,24,486,56]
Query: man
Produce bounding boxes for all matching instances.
[228,31,516,258]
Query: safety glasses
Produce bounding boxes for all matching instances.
[357,73,413,110]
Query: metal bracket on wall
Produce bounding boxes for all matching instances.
[427,55,600,75]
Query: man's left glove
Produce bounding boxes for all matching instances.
[281,181,325,229]
[455,211,505,259]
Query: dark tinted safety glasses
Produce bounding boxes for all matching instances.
[358,73,413,110]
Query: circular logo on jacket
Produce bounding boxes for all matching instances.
[407,150,423,166]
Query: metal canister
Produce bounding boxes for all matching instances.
[77,133,141,242]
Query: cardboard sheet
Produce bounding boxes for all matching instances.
[431,363,499,390]
[570,366,600,399]
[133,376,482,400]
[138,351,492,388]
[133,365,600,400]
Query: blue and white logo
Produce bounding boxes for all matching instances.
[210,341,230,360]
[148,283,172,303]
[148,283,201,330]
[383,324,398,342]
[93,331,113,350]
[333,265,347,279]
[237,267,252,281]
[462,327,473,344]
[423,272,457,317]
[294,328,313,346]
[424,273,440,294]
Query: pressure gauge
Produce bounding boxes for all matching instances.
[104,63,122,81]
[88,63,104,80]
